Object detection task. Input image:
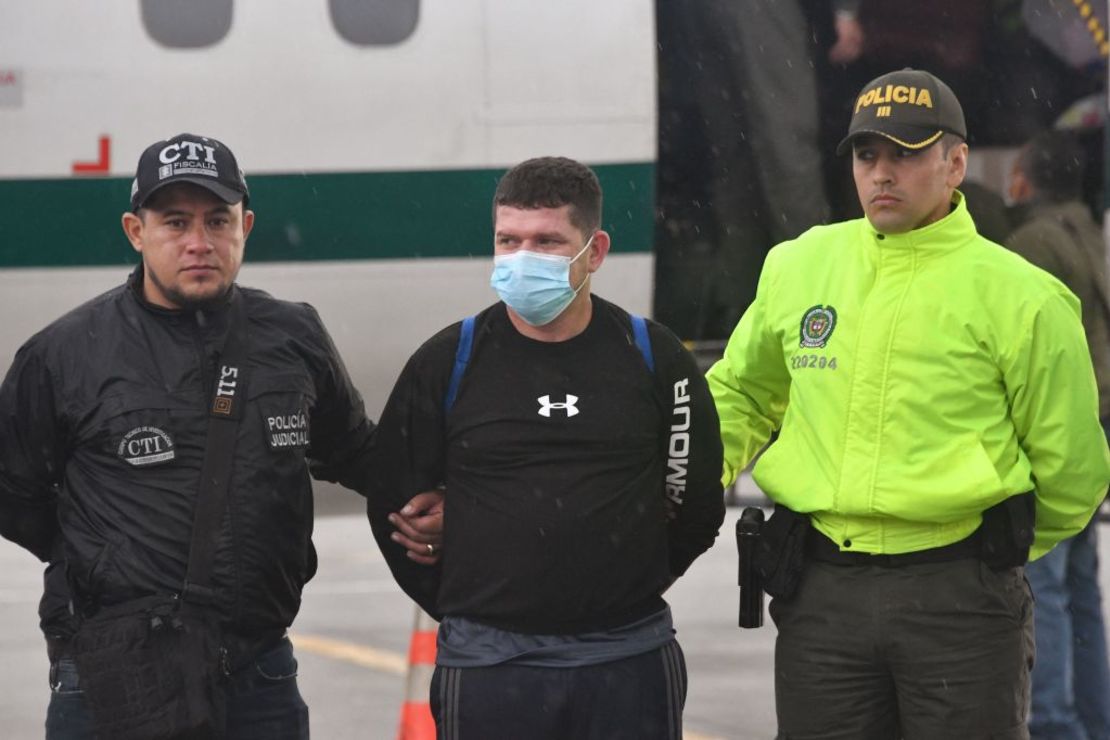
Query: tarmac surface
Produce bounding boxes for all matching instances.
[1,477,1107,739]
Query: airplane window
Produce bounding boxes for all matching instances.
[141,0,232,48]
[329,0,419,46]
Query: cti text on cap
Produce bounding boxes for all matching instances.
[129,133,249,211]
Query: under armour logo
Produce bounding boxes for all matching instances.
[537,394,579,417]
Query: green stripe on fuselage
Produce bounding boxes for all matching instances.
[0,163,654,268]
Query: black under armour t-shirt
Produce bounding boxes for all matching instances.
[368,296,723,635]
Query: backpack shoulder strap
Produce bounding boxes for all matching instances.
[630,313,654,373]
[444,315,476,413]
[446,312,649,413]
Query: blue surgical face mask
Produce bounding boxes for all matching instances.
[490,235,594,326]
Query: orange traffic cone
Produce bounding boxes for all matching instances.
[397,606,438,740]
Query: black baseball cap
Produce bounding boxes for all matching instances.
[130,133,249,210]
[837,69,967,155]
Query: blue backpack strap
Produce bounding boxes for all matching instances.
[630,313,654,373]
[444,316,476,413]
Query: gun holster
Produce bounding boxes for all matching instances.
[979,491,1035,570]
[753,505,812,600]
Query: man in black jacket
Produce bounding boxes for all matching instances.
[0,133,440,739]
[368,157,725,740]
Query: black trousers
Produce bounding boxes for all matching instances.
[771,559,1034,739]
[430,640,687,740]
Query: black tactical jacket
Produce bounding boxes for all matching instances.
[0,268,374,647]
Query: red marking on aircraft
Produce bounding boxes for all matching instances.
[72,135,111,174]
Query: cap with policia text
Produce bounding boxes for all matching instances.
[837,69,967,155]
[130,133,249,210]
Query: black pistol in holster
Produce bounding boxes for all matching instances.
[736,507,765,628]
[754,504,811,601]
[979,490,1036,570]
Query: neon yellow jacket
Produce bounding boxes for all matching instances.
[707,193,1109,559]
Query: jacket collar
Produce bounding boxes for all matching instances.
[860,190,978,259]
[126,264,236,324]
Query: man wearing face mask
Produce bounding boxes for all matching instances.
[366,156,725,739]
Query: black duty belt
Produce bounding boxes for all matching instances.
[50,626,286,673]
[807,528,982,567]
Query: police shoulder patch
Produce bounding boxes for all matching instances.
[799,305,837,348]
[265,410,311,450]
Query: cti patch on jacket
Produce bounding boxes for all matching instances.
[117,426,176,467]
[799,305,837,348]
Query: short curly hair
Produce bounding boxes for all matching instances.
[492,157,602,235]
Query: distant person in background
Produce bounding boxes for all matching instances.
[826,1,865,66]
[655,0,849,339]
[1007,129,1110,740]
